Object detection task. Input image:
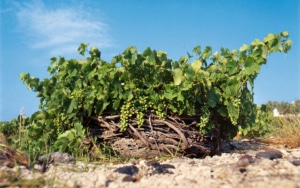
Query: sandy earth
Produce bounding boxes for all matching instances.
[0,141,300,188]
[1,140,300,188]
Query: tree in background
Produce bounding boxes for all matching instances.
[267,100,300,116]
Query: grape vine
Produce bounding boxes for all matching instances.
[17,32,292,155]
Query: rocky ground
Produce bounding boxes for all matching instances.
[1,139,300,188]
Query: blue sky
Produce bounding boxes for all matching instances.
[0,0,299,121]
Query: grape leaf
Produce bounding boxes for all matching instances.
[239,44,248,52]
[191,59,202,72]
[174,68,183,85]
[244,57,260,75]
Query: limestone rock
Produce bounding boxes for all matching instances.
[37,152,75,165]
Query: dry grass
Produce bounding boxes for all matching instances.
[264,116,300,148]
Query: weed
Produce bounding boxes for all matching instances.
[265,116,300,148]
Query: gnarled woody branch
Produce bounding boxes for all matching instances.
[86,112,219,158]
[150,119,189,150]
[128,124,149,147]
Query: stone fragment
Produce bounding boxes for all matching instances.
[188,160,196,166]
[235,158,250,168]
[220,141,234,151]
[105,179,113,187]
[37,152,75,165]
[229,141,251,150]
[113,165,139,176]
[256,149,282,160]
[122,175,137,182]
[153,164,175,174]
[233,154,256,169]
[241,154,255,163]
[239,168,247,173]
[145,160,160,167]
[289,158,300,166]
[246,150,258,156]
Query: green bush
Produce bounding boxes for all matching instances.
[0,119,19,139]
[239,104,274,138]
[13,31,292,156]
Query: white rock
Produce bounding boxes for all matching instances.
[291,150,300,158]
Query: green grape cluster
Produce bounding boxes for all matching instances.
[136,111,144,127]
[198,103,210,133]
[229,114,237,125]
[69,89,83,99]
[231,98,241,107]
[120,96,150,130]
[135,96,153,127]
[53,116,64,134]
[156,103,167,119]
[148,101,154,109]
[53,113,66,126]
[229,115,236,125]
[229,97,241,125]
[120,101,134,131]
[136,96,148,111]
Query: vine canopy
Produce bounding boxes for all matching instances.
[19,31,292,157]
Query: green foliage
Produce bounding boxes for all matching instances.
[53,122,86,155]
[239,104,274,138]
[15,32,291,155]
[0,115,30,144]
[0,119,19,139]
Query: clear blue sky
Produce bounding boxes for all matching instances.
[0,0,299,121]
